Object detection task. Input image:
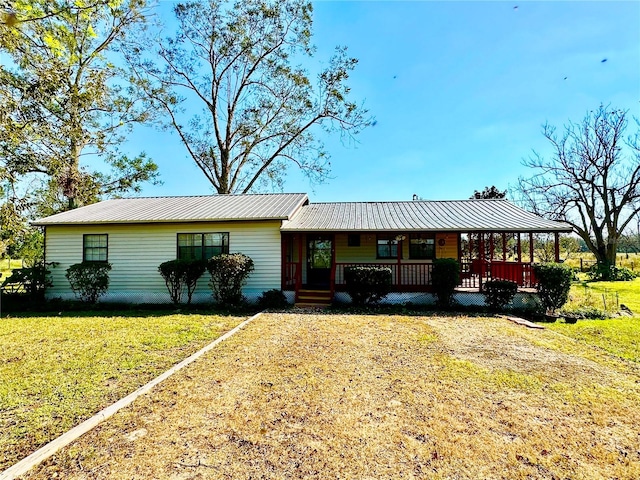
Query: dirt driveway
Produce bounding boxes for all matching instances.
[23,313,640,479]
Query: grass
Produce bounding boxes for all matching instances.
[20,313,640,479]
[548,317,640,363]
[564,278,640,316]
[0,258,23,282]
[0,312,243,470]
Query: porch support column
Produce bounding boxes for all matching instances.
[517,233,522,262]
[529,233,534,263]
[502,233,507,262]
[281,234,286,289]
[397,235,403,288]
[297,233,303,294]
[489,233,494,261]
[554,232,560,263]
[479,233,485,290]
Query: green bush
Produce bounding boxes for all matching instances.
[257,289,290,310]
[207,253,254,306]
[431,258,460,308]
[344,266,392,306]
[483,279,518,311]
[586,263,637,281]
[65,262,112,303]
[158,259,206,305]
[532,263,573,314]
[1,262,56,300]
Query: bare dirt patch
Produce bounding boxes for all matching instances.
[21,314,640,479]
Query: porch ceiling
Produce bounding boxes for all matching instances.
[280,200,572,233]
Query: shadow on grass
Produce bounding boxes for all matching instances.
[0,295,258,319]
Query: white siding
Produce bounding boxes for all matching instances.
[45,221,282,303]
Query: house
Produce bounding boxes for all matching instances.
[33,193,572,305]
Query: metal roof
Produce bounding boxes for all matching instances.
[280,200,572,233]
[33,193,309,225]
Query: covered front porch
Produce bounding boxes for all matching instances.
[281,231,561,302]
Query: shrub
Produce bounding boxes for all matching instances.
[431,258,460,308]
[532,263,573,314]
[1,262,56,300]
[483,279,518,311]
[207,253,254,306]
[586,263,638,281]
[257,289,290,310]
[344,266,392,306]
[65,262,112,303]
[158,259,206,305]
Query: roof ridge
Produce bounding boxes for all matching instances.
[108,193,308,201]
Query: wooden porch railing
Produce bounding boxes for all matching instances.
[459,261,536,289]
[334,263,434,292]
[283,260,537,292]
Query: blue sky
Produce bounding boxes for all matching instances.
[135,0,640,202]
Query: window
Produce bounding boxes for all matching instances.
[83,234,108,262]
[409,233,435,259]
[347,234,360,247]
[377,235,399,259]
[177,233,229,260]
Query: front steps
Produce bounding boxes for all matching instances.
[295,289,332,308]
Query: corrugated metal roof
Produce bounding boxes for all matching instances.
[33,193,309,225]
[280,200,572,232]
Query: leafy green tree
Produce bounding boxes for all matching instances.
[518,105,640,269]
[0,0,159,212]
[127,0,371,194]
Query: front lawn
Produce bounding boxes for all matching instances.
[0,312,243,470]
[23,313,640,479]
[548,317,640,363]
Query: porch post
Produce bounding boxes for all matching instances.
[478,233,485,290]
[529,233,534,263]
[489,233,494,261]
[502,233,507,262]
[297,233,303,294]
[397,235,403,288]
[517,233,522,262]
[554,232,560,262]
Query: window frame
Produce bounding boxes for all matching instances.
[409,233,436,260]
[376,234,400,259]
[83,234,109,263]
[176,232,229,261]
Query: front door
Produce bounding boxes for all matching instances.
[307,235,333,288]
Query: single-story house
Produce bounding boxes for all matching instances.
[32,193,572,305]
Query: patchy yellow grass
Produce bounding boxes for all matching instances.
[22,314,640,479]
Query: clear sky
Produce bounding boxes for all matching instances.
[134,0,640,202]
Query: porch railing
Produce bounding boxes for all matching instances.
[283,260,537,292]
[334,263,434,292]
[459,261,536,289]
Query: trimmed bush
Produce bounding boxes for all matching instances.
[65,262,112,303]
[532,263,573,314]
[483,279,518,311]
[586,264,637,281]
[257,289,290,310]
[344,266,392,306]
[431,258,460,308]
[158,259,206,305]
[207,253,254,306]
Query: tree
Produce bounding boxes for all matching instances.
[518,105,640,269]
[0,0,159,212]
[127,0,371,194]
[470,186,507,199]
